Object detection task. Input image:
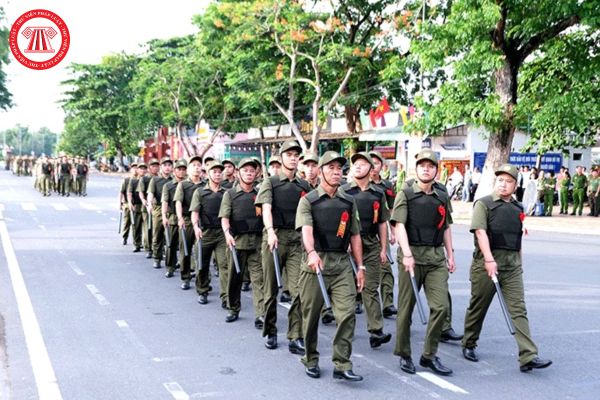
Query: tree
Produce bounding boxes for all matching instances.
[409,0,599,194]
[0,7,13,111]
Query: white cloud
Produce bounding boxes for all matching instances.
[0,0,211,133]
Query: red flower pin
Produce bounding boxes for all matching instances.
[373,201,380,223]
[386,188,394,197]
[437,204,446,229]
[300,191,307,197]
[519,212,525,222]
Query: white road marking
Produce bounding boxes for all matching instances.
[115,320,152,357]
[96,210,103,214]
[417,372,469,394]
[0,211,63,400]
[86,284,109,305]
[163,382,190,400]
[0,203,4,211]
[39,225,47,231]
[22,202,37,211]
[67,261,85,276]
[79,202,98,211]
[110,217,117,221]
[52,203,69,211]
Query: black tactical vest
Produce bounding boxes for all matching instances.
[60,163,70,175]
[221,180,235,189]
[153,176,170,201]
[229,189,263,235]
[199,188,224,228]
[180,181,202,217]
[165,180,178,214]
[478,196,523,251]
[271,176,311,229]
[129,178,141,205]
[373,179,395,209]
[402,185,448,247]
[306,190,354,252]
[342,183,385,235]
[121,177,130,196]
[76,164,86,175]
[42,163,52,176]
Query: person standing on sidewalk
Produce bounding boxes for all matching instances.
[587,169,600,217]
[571,166,588,216]
[559,171,571,215]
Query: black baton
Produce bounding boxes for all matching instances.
[118,209,122,234]
[164,224,171,247]
[272,247,283,288]
[386,243,395,265]
[348,254,358,275]
[181,227,189,257]
[316,269,331,309]
[230,245,241,274]
[409,270,427,325]
[197,238,203,271]
[492,274,516,335]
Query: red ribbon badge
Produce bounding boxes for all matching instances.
[337,210,350,238]
[437,205,446,230]
[386,188,394,197]
[519,212,525,222]
[373,201,380,223]
[300,191,307,197]
[254,195,262,216]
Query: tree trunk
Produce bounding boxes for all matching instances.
[475,60,518,200]
[115,144,124,172]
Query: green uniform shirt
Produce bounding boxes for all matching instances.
[219,182,261,250]
[560,177,570,189]
[390,180,453,265]
[148,175,172,208]
[161,178,181,225]
[120,177,131,196]
[127,177,142,204]
[174,179,203,217]
[341,180,390,247]
[190,183,226,239]
[572,174,587,190]
[470,192,522,269]
[588,177,600,193]
[296,185,361,275]
[543,177,555,195]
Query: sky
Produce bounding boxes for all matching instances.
[0,0,212,133]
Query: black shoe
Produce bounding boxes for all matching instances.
[399,357,416,374]
[198,294,208,304]
[153,261,161,269]
[419,356,453,376]
[369,330,392,349]
[305,366,320,379]
[208,285,213,292]
[122,239,127,245]
[241,282,251,292]
[133,247,141,253]
[254,316,264,330]
[265,335,278,350]
[165,271,174,278]
[180,281,191,290]
[321,310,335,325]
[333,369,363,382]
[520,357,552,372]
[441,328,464,342]
[146,252,153,259]
[280,291,291,303]
[355,303,363,314]
[221,300,227,310]
[570,212,576,215]
[382,305,397,319]
[225,312,238,323]
[462,347,479,362]
[289,338,305,355]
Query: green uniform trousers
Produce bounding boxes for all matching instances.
[178,220,195,282]
[58,175,70,195]
[261,231,303,340]
[572,188,585,215]
[559,188,569,214]
[380,257,395,310]
[121,204,131,241]
[299,259,356,371]
[41,175,51,195]
[141,208,152,252]
[195,230,227,300]
[227,244,264,317]
[130,204,143,248]
[394,261,449,359]
[76,177,86,195]
[462,260,539,366]
[543,191,554,216]
[362,237,384,333]
[165,224,179,273]
[589,193,599,216]
[151,207,165,261]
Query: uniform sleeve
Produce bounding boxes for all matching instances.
[147,178,156,194]
[445,200,454,226]
[380,195,391,223]
[173,182,185,202]
[218,191,232,219]
[255,177,272,206]
[161,183,170,203]
[349,201,361,235]
[136,178,145,193]
[295,197,313,230]
[189,188,202,212]
[390,191,408,225]
[127,179,135,194]
[470,200,488,232]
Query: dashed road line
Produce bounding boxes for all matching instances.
[0,210,63,400]
[85,284,109,305]
[22,202,37,211]
[39,225,47,231]
[67,261,85,276]
[163,382,190,400]
[115,320,152,358]
[52,203,69,211]
[417,372,469,394]
[79,202,98,211]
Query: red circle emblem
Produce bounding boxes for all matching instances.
[9,9,70,70]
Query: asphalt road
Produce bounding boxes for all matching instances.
[0,170,599,400]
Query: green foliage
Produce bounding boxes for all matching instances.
[1,125,58,156]
[0,7,13,111]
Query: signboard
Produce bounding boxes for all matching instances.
[372,145,396,160]
[474,152,563,172]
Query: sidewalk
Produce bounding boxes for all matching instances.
[451,200,599,236]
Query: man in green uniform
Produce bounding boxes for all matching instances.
[191,160,227,305]
[138,160,159,259]
[220,158,264,327]
[161,159,188,278]
[391,149,456,376]
[342,152,392,349]
[58,156,71,196]
[76,157,89,196]
[221,159,237,189]
[462,164,552,372]
[174,156,204,290]
[256,140,310,354]
[296,151,366,381]
[587,169,599,216]
[542,171,556,216]
[40,156,53,197]
[147,157,173,268]
[559,170,571,214]
[571,166,587,216]
[127,163,144,252]
[369,151,396,318]
[120,163,137,245]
